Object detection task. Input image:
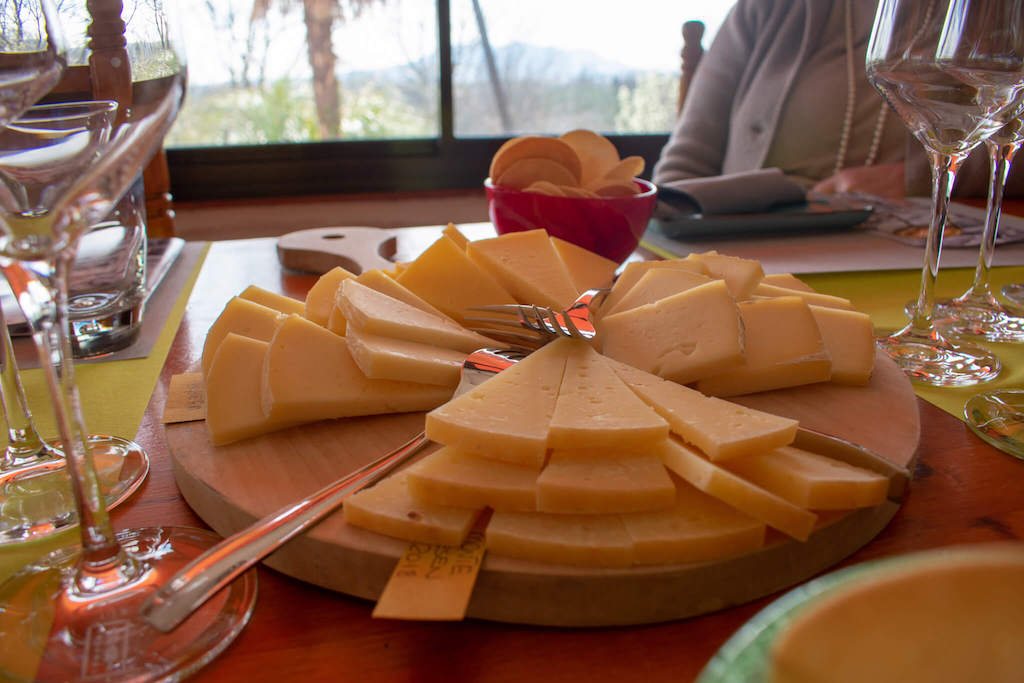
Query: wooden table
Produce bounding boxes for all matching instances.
[117,236,1024,682]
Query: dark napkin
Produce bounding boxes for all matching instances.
[656,168,808,216]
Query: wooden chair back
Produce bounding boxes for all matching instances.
[677,20,705,115]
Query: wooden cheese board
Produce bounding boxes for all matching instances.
[165,348,919,626]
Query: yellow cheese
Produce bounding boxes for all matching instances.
[326,301,348,335]
[304,266,356,326]
[752,282,854,310]
[205,333,304,445]
[442,222,470,250]
[485,510,634,568]
[549,236,618,293]
[239,284,306,316]
[602,267,713,316]
[723,445,889,510]
[696,296,832,397]
[344,328,466,387]
[425,337,572,469]
[343,472,480,546]
[601,258,709,314]
[656,437,818,541]
[621,480,766,565]
[406,446,538,511]
[338,279,499,353]
[600,280,745,384]
[769,544,1024,683]
[396,235,516,326]
[261,315,453,423]
[355,268,454,321]
[201,296,286,377]
[548,341,669,449]
[466,229,580,309]
[809,304,875,385]
[536,450,675,514]
[608,358,798,461]
[689,251,764,299]
[760,273,814,292]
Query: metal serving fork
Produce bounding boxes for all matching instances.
[141,347,524,633]
[466,288,609,348]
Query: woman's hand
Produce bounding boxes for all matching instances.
[812,161,906,197]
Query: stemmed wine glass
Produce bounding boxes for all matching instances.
[0,0,64,128]
[0,2,256,680]
[866,0,1024,385]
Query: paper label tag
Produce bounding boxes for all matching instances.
[372,522,487,621]
[161,373,206,423]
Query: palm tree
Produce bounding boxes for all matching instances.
[251,0,380,139]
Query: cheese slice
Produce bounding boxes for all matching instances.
[344,328,466,387]
[621,480,766,565]
[549,236,618,293]
[343,471,480,546]
[239,284,306,316]
[602,268,712,316]
[205,333,302,445]
[467,229,580,309]
[689,251,764,300]
[696,296,832,397]
[536,450,675,514]
[425,337,572,469]
[548,341,669,449]
[326,300,349,336]
[355,268,454,322]
[485,510,634,568]
[656,436,818,541]
[608,358,798,461]
[304,266,356,326]
[406,446,538,511]
[442,222,470,249]
[338,279,499,353]
[261,315,453,423]
[809,304,875,385]
[752,283,854,310]
[601,258,709,315]
[201,296,286,377]
[396,235,516,326]
[723,445,890,510]
[760,273,814,292]
[600,279,744,384]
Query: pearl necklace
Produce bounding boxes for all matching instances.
[833,0,889,176]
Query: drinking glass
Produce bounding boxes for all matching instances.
[866,0,1024,385]
[0,2,256,679]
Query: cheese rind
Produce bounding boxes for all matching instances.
[201,296,286,377]
[407,446,539,511]
[344,328,465,386]
[485,511,634,568]
[536,450,676,514]
[467,229,580,309]
[809,304,875,385]
[304,266,356,326]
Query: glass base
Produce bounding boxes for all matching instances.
[931,296,1024,343]
[0,435,149,545]
[1001,283,1024,307]
[0,526,257,681]
[877,324,1001,386]
[964,390,1024,460]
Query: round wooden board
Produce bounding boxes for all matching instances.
[165,349,920,626]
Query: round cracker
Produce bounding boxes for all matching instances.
[523,180,566,197]
[589,180,639,197]
[559,129,621,185]
[495,156,579,190]
[489,136,582,185]
[598,155,645,183]
[557,184,600,199]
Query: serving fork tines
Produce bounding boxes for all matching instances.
[466,287,609,348]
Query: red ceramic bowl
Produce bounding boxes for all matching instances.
[485,177,657,264]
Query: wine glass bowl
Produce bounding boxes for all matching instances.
[0,0,65,128]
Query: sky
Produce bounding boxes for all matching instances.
[179,0,736,87]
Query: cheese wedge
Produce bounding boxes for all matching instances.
[656,437,818,541]
[466,229,580,309]
[406,446,539,511]
[760,273,814,292]
[442,222,470,249]
[201,296,286,377]
[304,266,356,326]
[396,235,516,326]
[548,341,669,449]
[689,251,764,300]
[355,268,454,322]
[621,480,766,565]
[338,279,499,353]
[601,258,709,314]
[261,315,453,423]
[600,280,745,384]
[205,333,303,445]
[485,510,634,568]
[751,283,854,310]
[344,328,466,386]
[536,450,675,514]
[239,284,306,316]
[696,296,832,397]
[608,358,798,461]
[723,445,889,510]
[343,472,480,546]
[602,268,713,316]
[425,337,572,469]
[549,236,618,292]
[809,304,875,385]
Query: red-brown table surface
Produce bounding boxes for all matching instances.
[117,235,1024,683]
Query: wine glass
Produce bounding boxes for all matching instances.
[866,0,1024,386]
[0,0,65,128]
[0,2,256,679]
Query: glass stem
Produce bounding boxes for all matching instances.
[968,140,1020,300]
[912,151,962,331]
[0,310,53,470]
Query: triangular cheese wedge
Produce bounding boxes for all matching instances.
[240,284,305,316]
[688,251,764,300]
[467,229,579,309]
[603,268,712,316]
[601,258,708,315]
[549,236,617,293]
[751,282,854,310]
[304,266,356,326]
[485,510,634,568]
[355,268,455,322]
[201,296,286,377]
[537,449,675,514]
[344,328,466,387]
[406,446,539,511]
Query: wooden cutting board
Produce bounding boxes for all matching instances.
[165,349,919,626]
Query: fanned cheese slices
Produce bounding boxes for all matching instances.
[467,229,580,309]
[201,296,286,377]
